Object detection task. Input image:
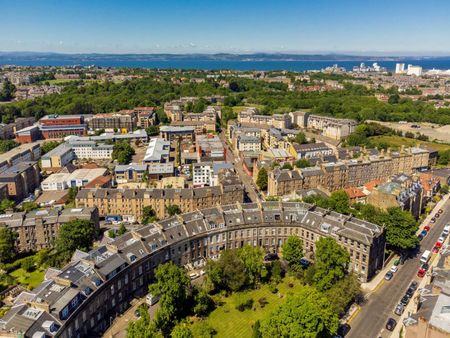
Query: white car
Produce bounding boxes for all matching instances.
[438,236,445,244]
[390,265,399,273]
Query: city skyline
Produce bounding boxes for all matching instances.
[1,0,450,55]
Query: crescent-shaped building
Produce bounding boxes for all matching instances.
[0,201,385,338]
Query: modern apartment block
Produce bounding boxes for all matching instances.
[0,207,99,252]
[268,147,430,196]
[237,107,291,129]
[39,115,88,140]
[88,112,136,132]
[75,181,244,222]
[0,162,40,202]
[0,143,41,171]
[0,202,384,338]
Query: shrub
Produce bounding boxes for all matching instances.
[235,298,254,312]
[268,283,278,294]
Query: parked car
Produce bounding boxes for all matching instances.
[384,271,394,281]
[299,258,311,269]
[394,303,405,316]
[431,218,436,223]
[417,263,430,278]
[438,236,445,244]
[420,230,428,239]
[390,265,399,273]
[433,245,440,254]
[406,286,415,297]
[436,213,440,218]
[386,318,397,331]
[400,294,410,306]
[418,233,425,241]
[409,281,418,290]
[264,253,279,261]
[424,225,431,231]
[439,209,444,214]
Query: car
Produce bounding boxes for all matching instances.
[424,225,431,231]
[436,213,440,218]
[420,230,428,238]
[409,281,418,290]
[417,263,430,278]
[406,286,415,297]
[134,309,141,317]
[401,294,411,306]
[438,236,445,244]
[439,209,444,214]
[418,233,425,241]
[386,318,397,331]
[390,265,399,273]
[300,258,311,269]
[431,218,436,223]
[264,253,279,261]
[385,271,394,281]
[433,245,440,254]
[394,303,405,316]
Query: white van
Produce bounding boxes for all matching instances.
[443,224,450,237]
[421,250,431,264]
[146,293,161,306]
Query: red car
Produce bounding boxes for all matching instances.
[417,263,429,278]
[433,245,440,253]
[424,225,431,231]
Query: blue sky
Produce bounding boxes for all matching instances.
[1,0,449,55]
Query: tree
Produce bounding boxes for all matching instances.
[206,249,247,292]
[441,185,449,195]
[0,80,16,101]
[146,125,160,137]
[19,201,38,212]
[21,256,35,272]
[325,274,361,316]
[313,237,350,291]
[382,207,419,250]
[143,206,158,223]
[282,236,304,271]
[329,190,351,215]
[127,306,162,338]
[112,141,135,165]
[281,163,293,170]
[294,132,308,145]
[41,141,61,155]
[192,287,215,317]
[252,320,262,338]
[238,245,265,287]
[117,223,127,236]
[0,140,18,154]
[270,260,283,284]
[256,167,268,191]
[388,94,400,104]
[171,324,193,338]
[260,286,339,338]
[149,262,190,333]
[294,159,310,168]
[0,199,15,213]
[166,204,182,217]
[0,228,18,263]
[55,220,97,259]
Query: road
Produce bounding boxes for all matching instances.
[219,131,260,203]
[348,198,450,338]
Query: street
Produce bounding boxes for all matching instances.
[219,130,260,203]
[348,198,450,338]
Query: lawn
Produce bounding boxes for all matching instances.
[231,105,265,113]
[368,135,450,152]
[190,277,303,338]
[9,268,45,289]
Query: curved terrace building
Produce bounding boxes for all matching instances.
[0,202,385,338]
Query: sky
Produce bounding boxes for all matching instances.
[1,0,449,55]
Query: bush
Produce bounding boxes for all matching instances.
[268,283,278,294]
[258,297,268,308]
[21,257,35,272]
[235,298,254,312]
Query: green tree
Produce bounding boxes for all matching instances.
[294,132,308,145]
[294,159,310,168]
[55,220,97,259]
[112,141,135,165]
[329,190,351,215]
[142,206,158,223]
[0,80,16,101]
[252,320,262,338]
[0,199,15,213]
[21,256,35,272]
[19,201,39,212]
[117,223,127,236]
[149,262,190,333]
[206,249,247,292]
[127,306,162,338]
[146,125,160,137]
[260,286,339,338]
[0,140,19,154]
[282,236,304,271]
[256,167,268,191]
[382,207,419,250]
[166,204,182,217]
[313,237,350,291]
[0,228,18,263]
[270,260,283,284]
[441,185,449,195]
[281,163,293,170]
[171,324,193,338]
[193,287,215,317]
[325,274,361,316]
[41,141,61,155]
[238,245,265,287]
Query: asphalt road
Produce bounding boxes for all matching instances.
[219,131,260,203]
[348,199,450,338]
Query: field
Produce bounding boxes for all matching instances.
[190,277,303,338]
[368,135,450,152]
[231,105,265,113]
[9,268,45,289]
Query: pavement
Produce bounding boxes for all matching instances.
[219,131,260,203]
[347,194,450,338]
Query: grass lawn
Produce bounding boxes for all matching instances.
[190,277,303,338]
[9,268,45,289]
[368,135,450,152]
[231,105,265,113]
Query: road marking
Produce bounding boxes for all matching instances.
[347,304,361,324]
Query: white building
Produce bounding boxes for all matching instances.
[41,168,107,191]
[237,135,261,152]
[407,64,423,76]
[143,138,170,163]
[192,162,233,187]
[69,141,113,160]
[395,63,406,74]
